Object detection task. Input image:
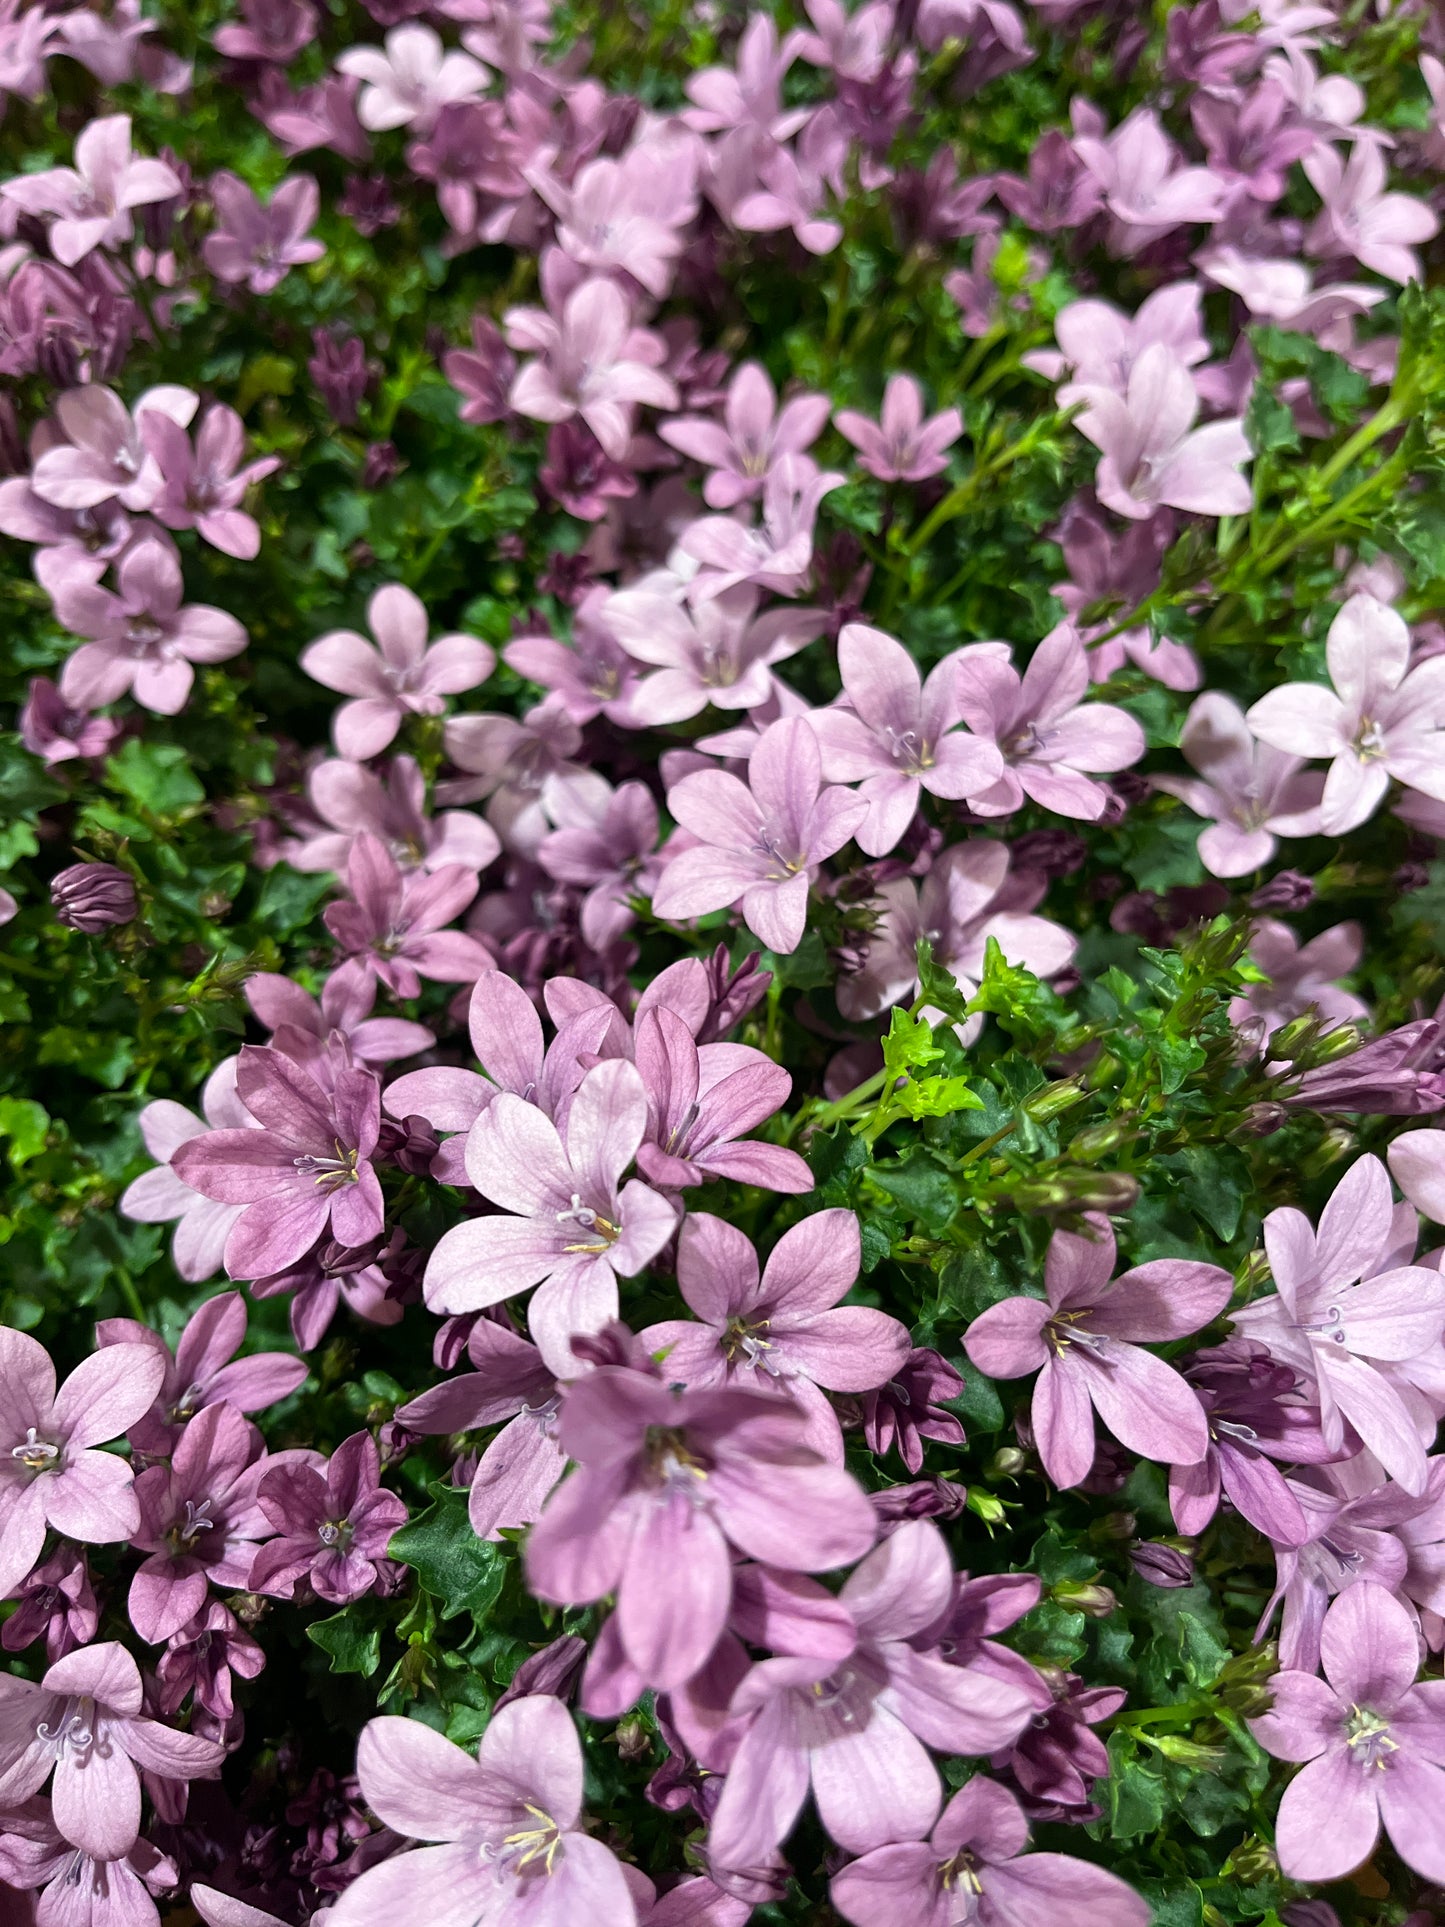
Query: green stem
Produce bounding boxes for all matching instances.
[1107,1697,1214,1731]
[0,950,50,981]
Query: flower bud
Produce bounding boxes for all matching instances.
[1249,870,1314,911]
[1021,1078,1085,1122]
[1129,1541,1195,1588]
[967,1489,1008,1527]
[985,1447,1027,1482]
[1226,1838,1280,1884]
[50,862,136,932]
[1052,1580,1117,1618]
[1153,1735,1226,1768]
[1232,1102,1286,1139]
[1094,1510,1137,1542]
[1066,1121,1132,1163]
[495,1634,587,1711]
[1263,1012,1321,1063]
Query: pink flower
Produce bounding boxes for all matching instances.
[399,1321,565,1540]
[538,129,701,299]
[683,15,809,141]
[0,1332,165,1598]
[954,624,1145,820]
[810,622,1003,854]
[1232,1155,1445,1494]
[603,581,824,724]
[642,1209,910,1458]
[830,1774,1151,1927]
[1151,690,1325,876]
[1070,342,1252,520]
[120,1060,258,1281]
[140,403,281,561]
[335,24,488,134]
[964,1214,1231,1490]
[323,833,491,996]
[837,837,1075,1024]
[52,536,248,716]
[1044,283,1208,397]
[1200,246,1386,336]
[506,274,678,460]
[1246,593,1445,835]
[202,172,326,294]
[653,716,867,954]
[834,374,963,484]
[245,966,434,1078]
[706,1522,1034,1867]
[660,361,830,510]
[1073,106,1227,253]
[301,583,495,760]
[170,1046,384,1280]
[1251,1584,1445,1884]
[17,676,121,767]
[0,114,179,266]
[328,1700,640,1927]
[537,777,663,948]
[680,453,845,599]
[0,1814,177,1927]
[30,385,193,515]
[505,593,642,725]
[1230,919,1370,1045]
[250,1431,406,1604]
[422,1057,679,1375]
[1304,140,1439,284]
[526,1363,877,1689]
[632,1005,811,1193]
[0,1641,223,1859]
[284,754,500,876]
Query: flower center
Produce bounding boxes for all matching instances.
[722,1316,780,1373]
[555,1192,620,1252]
[1354,716,1387,760]
[10,1427,62,1473]
[489,1803,563,1878]
[294,1141,361,1191]
[38,1697,97,1759]
[1345,1704,1398,1770]
[939,1848,986,1900]
[881,723,932,773]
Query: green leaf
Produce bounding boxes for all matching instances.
[882,1007,945,1083]
[1107,1734,1168,1840]
[866,1153,957,1232]
[105,740,205,817]
[0,1098,49,1167]
[951,1359,1004,1431]
[390,1484,507,1622]
[307,1608,381,1677]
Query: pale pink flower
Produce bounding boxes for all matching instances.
[336,24,488,134]
[286,753,500,877]
[537,128,701,299]
[30,385,195,515]
[683,14,810,141]
[301,583,495,760]
[834,375,963,484]
[1305,140,1439,284]
[680,453,845,599]
[1070,342,1252,520]
[120,1059,258,1282]
[202,172,326,294]
[0,114,179,267]
[1151,690,1325,876]
[603,580,824,723]
[1073,107,1227,253]
[660,361,830,510]
[1230,920,1370,1046]
[506,274,677,460]
[1246,594,1445,835]
[141,403,280,561]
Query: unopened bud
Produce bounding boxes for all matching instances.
[1066,1121,1132,1162]
[1153,1735,1226,1768]
[1010,1169,1140,1213]
[1299,1126,1357,1177]
[1130,1541,1195,1588]
[985,1447,1027,1481]
[1264,1012,1322,1063]
[1022,1079,1085,1122]
[497,1634,587,1710]
[1094,1510,1137,1542]
[967,1489,1007,1527]
[1085,1051,1121,1091]
[51,862,136,932]
[1052,1580,1117,1619]
[1226,1838,1279,1884]
[613,1713,652,1762]
[1232,1101,1286,1139]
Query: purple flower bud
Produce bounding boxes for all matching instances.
[51,861,136,931]
[308,327,373,426]
[1130,1541,1196,1588]
[375,1113,439,1176]
[1249,869,1315,911]
[361,440,403,489]
[869,1477,968,1526]
[494,1633,587,1711]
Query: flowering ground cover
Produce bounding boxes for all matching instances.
[6,0,1445,1922]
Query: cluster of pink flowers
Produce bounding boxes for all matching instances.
[9,0,1445,1916]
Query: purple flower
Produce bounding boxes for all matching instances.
[301,584,495,761]
[120,1059,259,1282]
[246,966,434,1078]
[1230,919,1370,1046]
[0,1549,98,1665]
[633,1008,811,1193]
[423,1058,678,1375]
[1070,343,1251,520]
[52,535,248,716]
[834,375,963,485]
[324,833,491,996]
[954,626,1146,820]
[1263,1472,1421,1673]
[993,128,1102,231]
[285,753,499,877]
[991,1664,1124,1822]
[1251,1583,1445,1883]
[1073,107,1227,253]
[1169,1340,1334,1547]
[830,1774,1150,1927]
[126,1400,278,1643]
[1304,140,1438,284]
[654,716,866,954]
[810,623,1003,855]
[679,453,845,599]
[1281,1019,1445,1116]
[1247,593,1445,835]
[1232,1155,1445,1493]
[140,403,280,561]
[0,115,179,267]
[30,386,185,515]
[0,1641,223,1859]
[707,1521,1034,1867]
[836,838,1075,1025]
[1152,691,1325,877]
[642,1209,910,1458]
[506,274,677,460]
[0,1332,164,1599]
[537,129,701,300]
[964,1214,1231,1490]
[0,1815,178,1927]
[213,0,319,63]
[399,1320,565,1539]
[250,1431,405,1604]
[156,1601,264,1727]
[250,1232,404,1353]
[18,676,120,767]
[96,1287,306,1455]
[442,311,515,425]
[660,362,829,510]
[536,778,662,949]
[862,1348,966,1475]
[442,696,584,845]
[335,24,488,133]
[527,1363,876,1692]
[603,582,823,726]
[171,1045,384,1279]
[328,1699,640,1927]
[202,172,325,294]
[309,327,374,426]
